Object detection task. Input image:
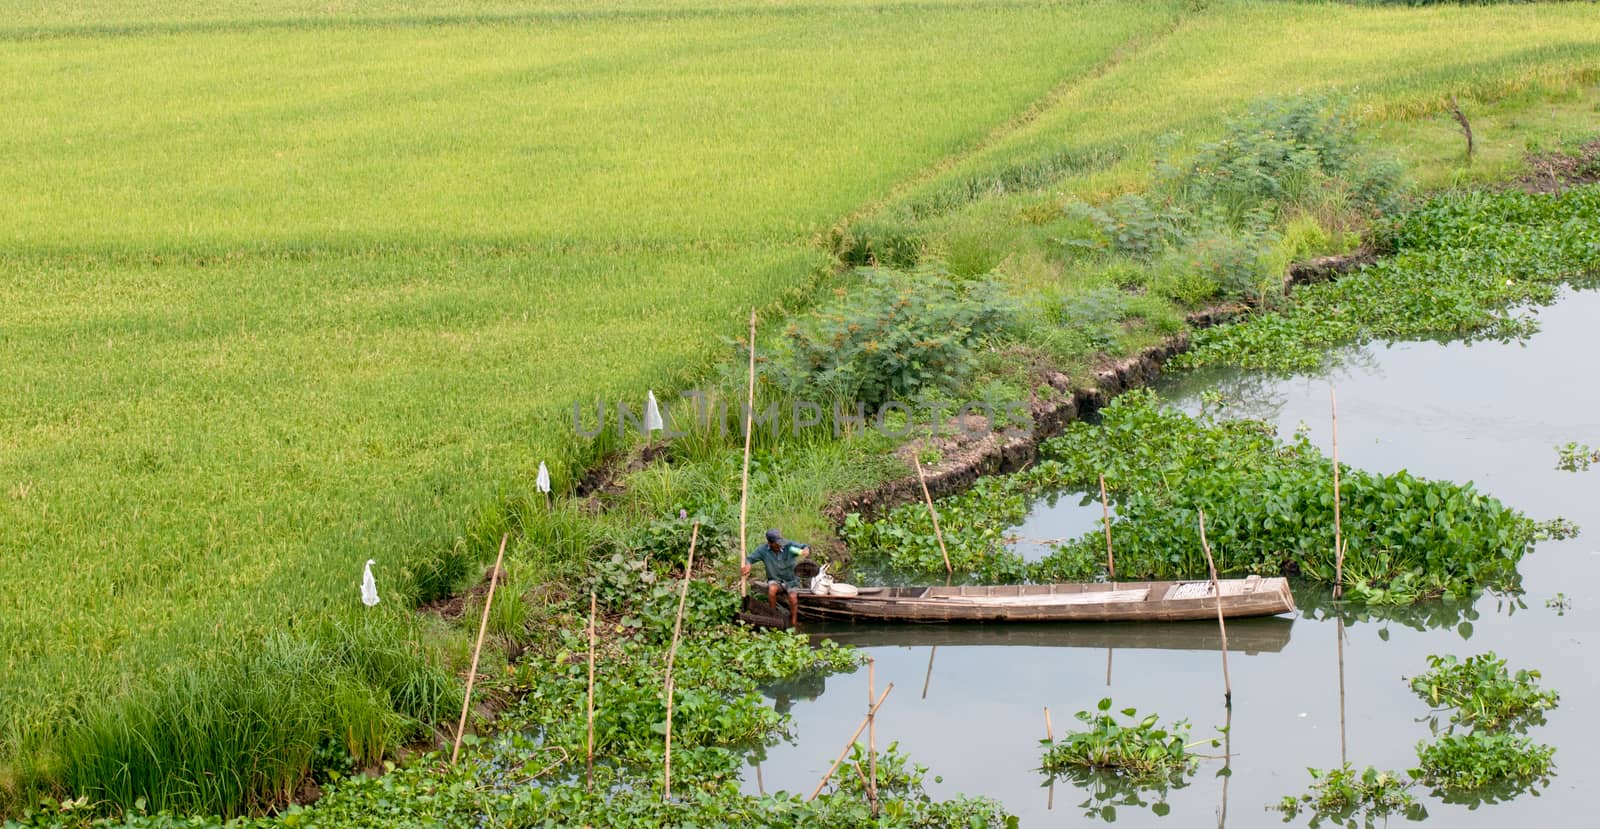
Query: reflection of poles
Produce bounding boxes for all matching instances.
[1197,511,1233,707]
[662,523,701,801]
[922,646,936,699]
[1044,706,1055,811]
[867,658,879,816]
[1105,648,1113,687]
[738,309,756,598]
[1331,388,1345,599]
[1337,617,1348,766]
[755,762,765,795]
[1217,704,1232,829]
[916,460,954,576]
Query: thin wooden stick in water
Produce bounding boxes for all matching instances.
[809,685,894,801]
[452,533,509,765]
[1331,388,1344,599]
[586,591,597,791]
[915,459,953,576]
[867,658,878,815]
[1099,474,1115,580]
[921,646,936,699]
[738,309,756,598]
[1197,511,1233,707]
[1045,706,1055,810]
[661,522,701,802]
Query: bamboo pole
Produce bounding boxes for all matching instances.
[661,522,701,802]
[452,533,509,765]
[1105,648,1113,687]
[1197,511,1233,707]
[1099,474,1115,580]
[1331,388,1344,600]
[809,685,894,801]
[1045,706,1055,811]
[586,591,597,792]
[915,460,953,576]
[738,310,757,598]
[867,658,878,816]
[921,646,936,699]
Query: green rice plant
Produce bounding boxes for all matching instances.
[1407,652,1559,732]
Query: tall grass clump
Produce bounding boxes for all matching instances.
[41,617,457,817]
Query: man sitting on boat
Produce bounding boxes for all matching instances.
[742,528,810,628]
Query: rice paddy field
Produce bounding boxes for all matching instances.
[3,0,1600,815]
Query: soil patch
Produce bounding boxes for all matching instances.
[1516,138,1600,194]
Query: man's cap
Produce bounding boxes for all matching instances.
[765,529,782,543]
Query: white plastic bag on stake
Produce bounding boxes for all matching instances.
[536,461,551,494]
[361,559,380,607]
[644,390,664,433]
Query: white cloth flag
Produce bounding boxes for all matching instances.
[536,461,551,494]
[361,559,380,607]
[644,390,664,433]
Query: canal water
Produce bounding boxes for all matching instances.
[742,287,1600,826]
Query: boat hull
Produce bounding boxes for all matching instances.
[787,577,1295,624]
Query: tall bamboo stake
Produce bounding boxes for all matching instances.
[1099,474,1115,580]
[1045,706,1055,811]
[915,460,953,576]
[867,658,878,815]
[1197,511,1233,707]
[452,533,509,765]
[738,309,757,598]
[1331,388,1344,599]
[586,591,597,791]
[809,685,894,801]
[661,522,701,801]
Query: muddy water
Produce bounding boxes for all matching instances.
[743,287,1600,826]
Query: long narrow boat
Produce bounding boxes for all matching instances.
[779,576,1295,624]
[803,616,1294,653]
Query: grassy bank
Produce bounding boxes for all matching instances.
[6,0,1600,817]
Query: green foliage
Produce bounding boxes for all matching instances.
[1040,699,1207,780]
[1413,732,1555,792]
[774,266,1019,409]
[1408,652,1558,732]
[1555,441,1600,472]
[1178,186,1600,372]
[1164,94,1402,223]
[847,390,1541,601]
[1276,765,1421,826]
[1064,194,1188,261]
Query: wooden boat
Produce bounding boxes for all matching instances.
[803,616,1294,654]
[755,576,1294,625]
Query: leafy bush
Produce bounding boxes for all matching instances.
[1163,94,1400,223]
[1408,652,1558,732]
[775,266,1018,409]
[1413,732,1554,792]
[1277,765,1420,825]
[1063,194,1187,261]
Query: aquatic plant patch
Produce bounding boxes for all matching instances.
[1555,442,1600,472]
[845,391,1547,601]
[1175,186,1600,372]
[1412,732,1555,794]
[1276,765,1421,826]
[1407,652,1558,733]
[1040,699,1210,780]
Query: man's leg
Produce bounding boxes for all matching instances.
[786,589,799,628]
[767,581,780,610]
